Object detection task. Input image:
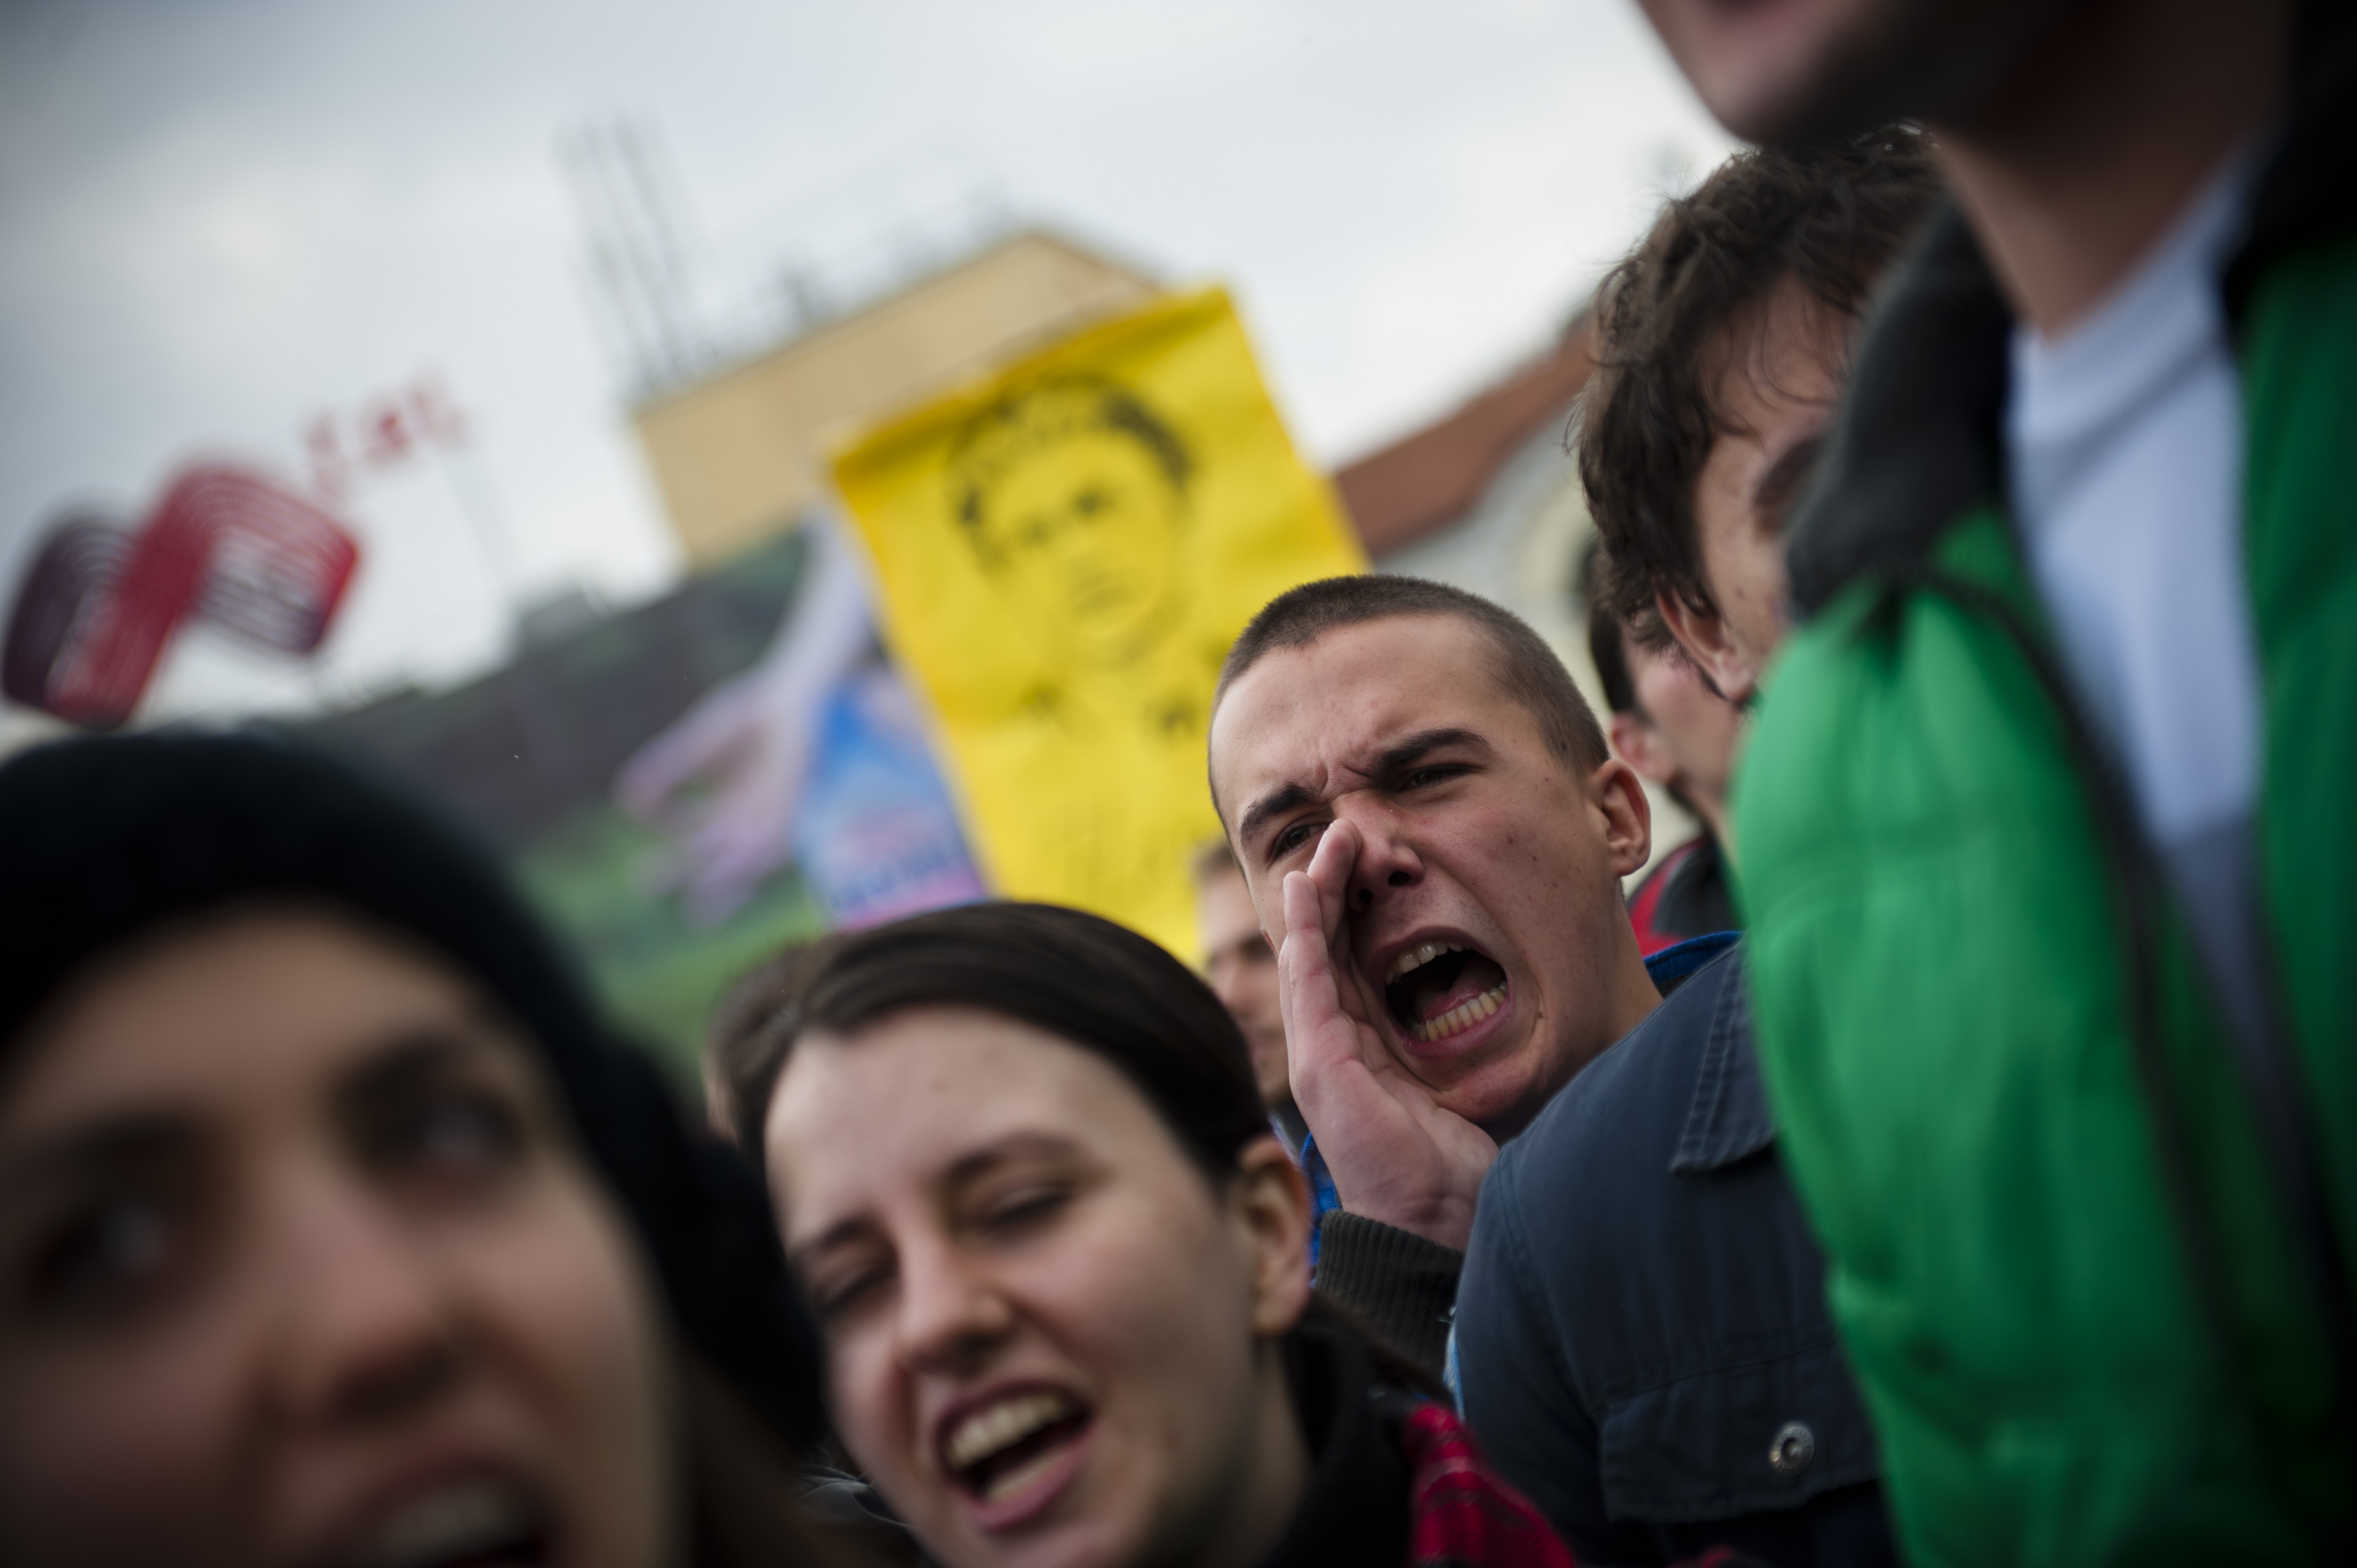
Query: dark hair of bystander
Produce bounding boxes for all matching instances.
[1579,126,1943,631]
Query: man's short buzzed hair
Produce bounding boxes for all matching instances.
[1214,574,1608,772]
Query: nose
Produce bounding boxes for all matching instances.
[265,1164,463,1431]
[894,1237,1016,1379]
[1335,801,1423,913]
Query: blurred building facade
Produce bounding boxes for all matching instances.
[271,273,1684,1063]
[634,229,1159,568]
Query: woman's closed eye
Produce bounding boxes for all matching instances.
[807,1252,895,1323]
[976,1182,1071,1235]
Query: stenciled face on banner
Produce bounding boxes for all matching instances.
[947,376,1195,672]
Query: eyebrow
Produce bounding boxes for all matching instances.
[1236,727,1491,853]
[1751,432,1826,529]
[333,1025,506,1118]
[1369,726,1490,777]
[786,1131,1089,1269]
[1236,781,1322,853]
[0,1112,200,1195]
[0,1023,522,1205]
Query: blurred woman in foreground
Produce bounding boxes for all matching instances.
[741,902,1576,1568]
[0,733,860,1568]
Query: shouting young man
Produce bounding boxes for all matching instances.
[1208,573,1895,1560]
[1632,0,2357,1559]
[1207,576,1659,1318]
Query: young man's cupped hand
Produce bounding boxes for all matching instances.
[1281,818,1496,1252]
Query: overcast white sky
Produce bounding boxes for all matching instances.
[0,0,1732,721]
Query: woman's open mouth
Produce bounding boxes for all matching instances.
[337,1474,553,1568]
[1383,940,1509,1046]
[939,1386,1095,1525]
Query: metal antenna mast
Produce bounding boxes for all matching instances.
[560,118,705,400]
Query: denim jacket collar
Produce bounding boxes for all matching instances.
[1668,950,1776,1175]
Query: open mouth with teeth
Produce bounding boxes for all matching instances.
[941,1387,1094,1515]
[1384,940,1509,1046]
[343,1476,550,1568]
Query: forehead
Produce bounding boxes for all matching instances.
[1209,613,1527,814]
[982,429,1164,496]
[767,1008,1180,1226]
[1706,276,1848,434]
[1,911,476,1138]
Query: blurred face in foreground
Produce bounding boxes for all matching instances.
[0,910,675,1568]
[1636,0,2078,142]
[1193,864,1290,1113]
[769,1008,1311,1568]
[1209,614,1652,1138]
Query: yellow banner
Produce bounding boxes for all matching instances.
[833,286,1367,955]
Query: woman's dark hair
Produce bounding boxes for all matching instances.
[706,935,844,1149]
[743,901,1268,1184]
[0,731,864,1566]
[1579,126,1944,633]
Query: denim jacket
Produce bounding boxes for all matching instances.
[1454,943,1896,1566]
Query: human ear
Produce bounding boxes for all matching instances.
[1655,587,1758,706]
[1587,757,1654,879]
[1608,711,1679,793]
[1231,1135,1313,1337]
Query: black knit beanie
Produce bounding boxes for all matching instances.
[0,729,826,1451]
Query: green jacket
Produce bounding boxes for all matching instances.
[1733,14,2357,1563]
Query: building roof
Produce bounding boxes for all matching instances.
[1334,315,1594,559]
[632,228,1158,570]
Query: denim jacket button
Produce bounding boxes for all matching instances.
[1768,1421,1816,1477]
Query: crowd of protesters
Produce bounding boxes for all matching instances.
[4,1,2353,1565]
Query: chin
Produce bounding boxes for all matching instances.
[1675,0,2075,143]
[1434,1066,1552,1142]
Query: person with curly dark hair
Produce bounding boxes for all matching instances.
[1442,141,1944,1565]
[1578,128,1943,711]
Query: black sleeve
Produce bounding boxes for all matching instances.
[1456,1153,1663,1566]
[1313,1211,1461,1380]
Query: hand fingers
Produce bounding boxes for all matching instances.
[1279,869,1331,998]
[1278,869,1347,1060]
[1303,816,1360,958]
[1304,817,1378,1027]
[1305,814,1361,917]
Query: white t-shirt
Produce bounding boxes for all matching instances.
[2006,147,2262,852]
[2005,146,2271,1042]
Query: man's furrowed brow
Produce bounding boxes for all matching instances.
[1366,727,1492,778]
[1237,780,1321,850]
